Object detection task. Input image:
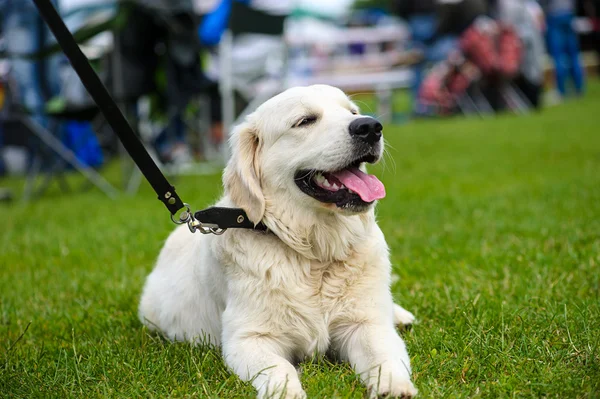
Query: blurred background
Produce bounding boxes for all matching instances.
[0,0,598,201]
[2,4,599,397]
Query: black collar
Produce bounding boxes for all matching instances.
[194,207,268,232]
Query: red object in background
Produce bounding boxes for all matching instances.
[460,20,522,79]
[420,66,455,114]
[497,25,521,77]
[419,18,523,115]
[460,24,497,76]
[419,59,481,114]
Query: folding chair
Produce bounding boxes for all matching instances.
[500,82,532,114]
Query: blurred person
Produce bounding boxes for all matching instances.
[460,16,522,110]
[540,0,585,96]
[419,11,524,114]
[433,0,491,72]
[495,0,546,108]
[115,0,222,165]
[419,51,482,115]
[396,0,489,115]
[527,0,547,31]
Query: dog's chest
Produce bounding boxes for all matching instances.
[220,231,374,358]
[288,259,366,356]
[308,260,363,309]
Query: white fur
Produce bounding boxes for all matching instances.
[139,85,417,398]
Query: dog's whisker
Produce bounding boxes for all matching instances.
[382,145,397,175]
[294,170,316,181]
[348,92,372,98]
[384,141,399,154]
[374,111,392,121]
[352,100,374,115]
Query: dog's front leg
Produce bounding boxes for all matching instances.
[335,322,417,398]
[223,334,306,399]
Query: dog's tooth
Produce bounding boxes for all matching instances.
[348,188,355,194]
[322,179,331,188]
[331,183,339,190]
[314,174,325,184]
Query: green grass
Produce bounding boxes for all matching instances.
[2,84,600,398]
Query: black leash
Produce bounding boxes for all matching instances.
[32,0,267,234]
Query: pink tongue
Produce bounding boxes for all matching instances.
[331,167,386,203]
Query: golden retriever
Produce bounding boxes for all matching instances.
[139,85,417,398]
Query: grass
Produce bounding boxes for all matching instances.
[1,83,600,398]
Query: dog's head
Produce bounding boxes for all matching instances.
[223,85,385,228]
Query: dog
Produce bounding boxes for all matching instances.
[139,85,417,398]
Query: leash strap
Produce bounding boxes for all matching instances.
[32,0,184,215]
[33,0,267,234]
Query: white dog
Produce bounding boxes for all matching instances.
[139,85,417,398]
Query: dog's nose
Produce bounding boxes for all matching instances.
[349,117,383,145]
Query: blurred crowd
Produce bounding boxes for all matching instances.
[0,0,297,177]
[0,0,599,188]
[395,0,598,115]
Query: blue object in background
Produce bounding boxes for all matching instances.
[198,0,251,46]
[62,121,104,169]
[545,11,585,96]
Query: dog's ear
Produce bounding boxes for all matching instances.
[223,121,265,224]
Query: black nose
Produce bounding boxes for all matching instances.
[349,117,383,145]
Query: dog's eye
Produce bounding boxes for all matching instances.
[294,116,317,128]
[350,109,358,115]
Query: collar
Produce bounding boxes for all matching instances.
[194,207,268,232]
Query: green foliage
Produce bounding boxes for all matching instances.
[1,84,600,397]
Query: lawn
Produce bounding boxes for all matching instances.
[1,83,600,399]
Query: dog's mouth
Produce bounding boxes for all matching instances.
[294,153,385,211]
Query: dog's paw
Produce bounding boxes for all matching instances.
[369,380,418,399]
[393,304,416,327]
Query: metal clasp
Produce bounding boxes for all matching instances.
[171,203,227,235]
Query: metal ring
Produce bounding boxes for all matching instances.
[169,203,228,236]
[170,203,192,225]
[197,225,213,234]
[187,219,200,233]
[210,227,227,235]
